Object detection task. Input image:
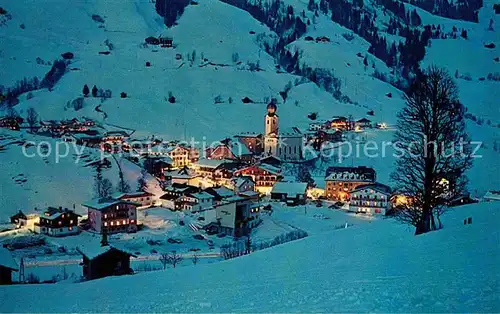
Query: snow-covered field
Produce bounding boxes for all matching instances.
[1,201,498,312]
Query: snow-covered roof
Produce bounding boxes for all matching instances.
[258,163,281,175]
[229,138,251,156]
[0,248,18,271]
[239,190,259,198]
[194,158,230,169]
[352,183,391,195]
[111,191,154,199]
[325,166,375,182]
[279,127,303,138]
[483,191,500,201]
[213,186,235,198]
[271,182,308,196]
[82,199,140,211]
[234,132,261,138]
[77,243,137,260]
[189,192,214,200]
[231,176,253,188]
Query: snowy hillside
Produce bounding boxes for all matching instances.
[0,202,498,312]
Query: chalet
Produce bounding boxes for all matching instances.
[83,200,139,234]
[205,186,235,203]
[325,166,376,201]
[213,162,243,185]
[356,118,372,129]
[192,158,230,178]
[349,183,392,215]
[317,129,343,143]
[214,195,261,237]
[159,36,173,47]
[67,133,103,146]
[308,120,328,131]
[166,144,199,168]
[77,243,136,281]
[448,194,479,207]
[233,164,282,192]
[10,210,27,228]
[143,156,173,178]
[0,248,18,285]
[164,166,199,185]
[259,155,281,167]
[229,176,255,195]
[271,182,308,206]
[205,138,254,163]
[112,191,155,208]
[330,116,349,130]
[102,131,129,143]
[160,183,200,210]
[34,207,80,237]
[234,133,263,155]
[145,36,160,45]
[0,117,23,131]
[176,191,214,212]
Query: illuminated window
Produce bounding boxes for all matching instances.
[123,220,126,225]
[58,221,62,225]
[104,214,107,219]
[70,220,73,224]
[104,222,108,227]
[111,221,114,226]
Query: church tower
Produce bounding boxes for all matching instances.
[264,102,279,156]
[265,102,278,136]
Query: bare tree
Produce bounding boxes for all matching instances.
[391,66,472,235]
[94,166,113,199]
[159,251,183,269]
[191,253,199,265]
[26,107,38,133]
[137,168,148,192]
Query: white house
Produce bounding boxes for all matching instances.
[111,191,155,209]
[349,183,392,215]
[181,192,215,212]
[270,182,308,206]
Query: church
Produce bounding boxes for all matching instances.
[263,102,303,161]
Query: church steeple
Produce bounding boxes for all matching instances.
[265,102,278,136]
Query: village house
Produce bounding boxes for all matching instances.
[159,183,200,210]
[234,163,282,193]
[330,116,350,130]
[177,191,215,212]
[213,195,261,237]
[355,118,372,129]
[0,117,23,131]
[325,166,376,201]
[159,36,173,47]
[316,129,343,144]
[83,200,139,234]
[166,144,199,168]
[10,210,27,228]
[143,156,173,178]
[205,186,236,204]
[192,158,231,178]
[164,166,199,185]
[259,155,281,167]
[0,248,18,285]
[234,133,263,155]
[349,183,392,215]
[213,162,243,186]
[33,207,80,237]
[229,176,255,195]
[111,191,155,208]
[205,138,255,163]
[308,120,329,131]
[271,182,308,206]
[77,243,136,281]
[102,131,129,143]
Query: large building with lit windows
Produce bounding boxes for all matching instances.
[83,200,139,234]
[263,102,304,161]
[324,166,376,201]
[349,183,392,215]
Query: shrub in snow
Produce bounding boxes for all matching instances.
[487,72,500,81]
[168,91,175,103]
[308,112,317,120]
[82,84,89,97]
[0,7,7,15]
[146,61,151,67]
[120,92,127,98]
[214,95,223,103]
[72,97,84,111]
[241,96,254,103]
[61,52,74,60]
[342,32,355,41]
[92,85,98,97]
[484,43,496,49]
[91,14,105,23]
[462,73,472,81]
[104,39,114,51]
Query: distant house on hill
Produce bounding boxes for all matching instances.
[0,248,18,285]
[356,118,372,129]
[483,191,500,202]
[10,211,27,228]
[0,117,23,131]
[77,243,136,281]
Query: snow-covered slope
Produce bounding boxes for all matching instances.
[1,202,498,312]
